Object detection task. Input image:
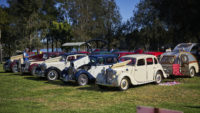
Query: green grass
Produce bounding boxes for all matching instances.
[0,64,200,113]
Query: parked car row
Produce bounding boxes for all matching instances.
[3,43,199,91]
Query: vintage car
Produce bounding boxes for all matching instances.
[61,54,118,86]
[160,51,199,77]
[21,52,64,75]
[3,52,35,73]
[35,53,88,81]
[96,54,168,91]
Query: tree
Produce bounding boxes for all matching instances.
[49,21,72,52]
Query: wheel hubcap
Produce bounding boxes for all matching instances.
[121,79,128,89]
[48,71,57,79]
[156,74,161,83]
[80,75,87,85]
[190,69,194,77]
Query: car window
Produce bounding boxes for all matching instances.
[106,57,113,64]
[97,57,104,64]
[160,56,175,64]
[67,56,75,61]
[137,59,145,66]
[113,57,118,63]
[77,55,85,59]
[146,58,153,65]
[154,58,158,64]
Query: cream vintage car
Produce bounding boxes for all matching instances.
[96,54,168,91]
[35,53,88,81]
[160,51,199,77]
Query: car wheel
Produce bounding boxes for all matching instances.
[155,72,162,84]
[119,77,129,91]
[77,74,88,86]
[189,68,195,78]
[31,66,37,76]
[12,64,18,73]
[47,70,58,81]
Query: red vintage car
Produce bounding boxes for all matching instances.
[114,51,136,59]
[144,52,163,59]
[113,50,163,59]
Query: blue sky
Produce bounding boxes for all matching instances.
[0,0,140,22]
[115,0,140,22]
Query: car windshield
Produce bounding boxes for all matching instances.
[119,57,136,65]
[89,56,117,65]
[160,56,175,64]
[173,43,192,52]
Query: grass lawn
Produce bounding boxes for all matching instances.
[0,64,200,113]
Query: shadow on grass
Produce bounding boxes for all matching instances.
[24,76,47,81]
[184,106,200,109]
[0,71,8,73]
[78,83,150,92]
[77,85,119,92]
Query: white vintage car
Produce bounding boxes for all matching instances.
[96,54,168,91]
[35,53,88,81]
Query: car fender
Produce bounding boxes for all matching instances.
[154,69,167,79]
[29,63,39,72]
[189,63,199,73]
[10,61,17,68]
[46,67,62,77]
[116,73,132,86]
[75,69,95,81]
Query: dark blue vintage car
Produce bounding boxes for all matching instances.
[61,54,118,86]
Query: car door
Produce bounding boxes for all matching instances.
[134,58,147,83]
[180,53,189,75]
[146,57,155,81]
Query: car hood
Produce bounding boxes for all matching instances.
[44,56,62,63]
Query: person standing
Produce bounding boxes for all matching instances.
[23,48,29,61]
[23,48,30,70]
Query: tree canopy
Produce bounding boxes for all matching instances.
[0,0,200,56]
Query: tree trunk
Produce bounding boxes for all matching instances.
[0,29,2,63]
[47,37,49,58]
[51,37,54,52]
[56,39,58,52]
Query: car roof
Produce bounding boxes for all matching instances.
[121,54,156,58]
